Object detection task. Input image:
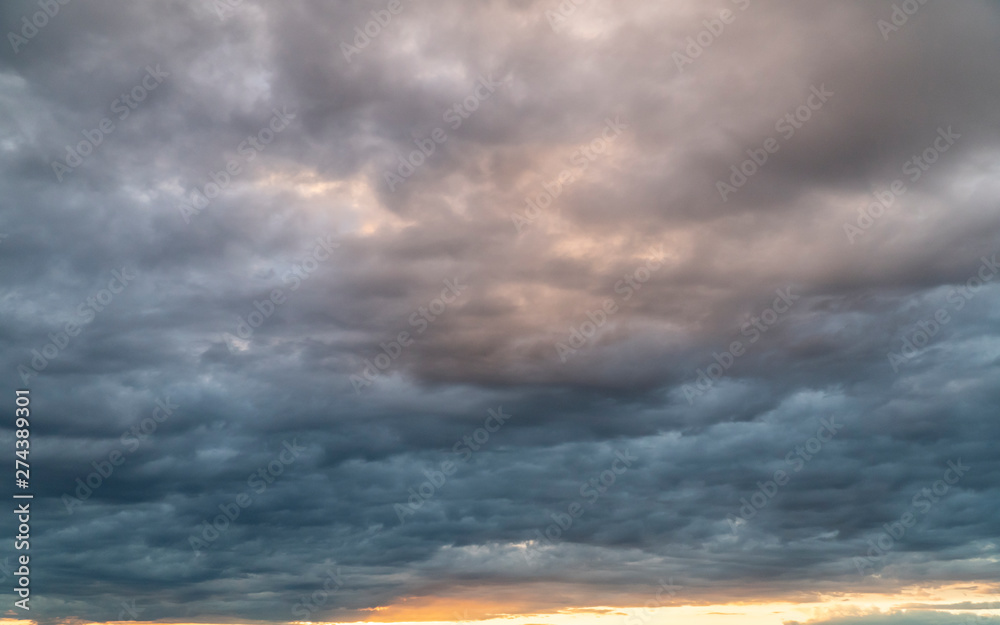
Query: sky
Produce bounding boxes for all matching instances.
[0,1,999,624]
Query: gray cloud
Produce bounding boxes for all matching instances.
[1,0,999,623]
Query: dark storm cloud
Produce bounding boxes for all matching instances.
[1,0,999,623]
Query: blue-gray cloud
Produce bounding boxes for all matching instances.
[1,0,999,623]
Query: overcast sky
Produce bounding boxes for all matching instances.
[1,1,999,625]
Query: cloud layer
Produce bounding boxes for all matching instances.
[1,0,999,623]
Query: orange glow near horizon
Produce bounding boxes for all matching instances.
[16,581,999,625]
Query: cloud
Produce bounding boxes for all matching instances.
[1,0,999,622]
